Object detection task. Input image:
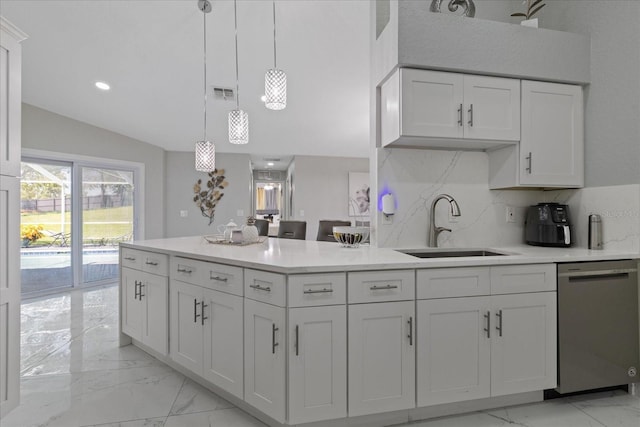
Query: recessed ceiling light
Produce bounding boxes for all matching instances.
[267,162,275,166]
[95,81,110,91]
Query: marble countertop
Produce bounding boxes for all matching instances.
[121,236,640,274]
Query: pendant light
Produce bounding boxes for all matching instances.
[228,0,249,144]
[264,1,286,110]
[195,0,215,172]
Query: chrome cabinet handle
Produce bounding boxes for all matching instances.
[525,152,532,174]
[272,323,279,354]
[484,311,491,338]
[468,104,473,127]
[295,325,299,356]
[457,103,463,126]
[124,256,136,261]
[370,284,398,291]
[194,298,200,323]
[201,302,208,325]
[177,266,192,274]
[210,274,229,282]
[303,288,333,294]
[134,280,140,300]
[496,310,503,337]
[139,283,145,300]
[407,317,413,346]
[250,284,271,292]
[145,260,159,266]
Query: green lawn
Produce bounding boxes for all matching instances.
[21,206,133,246]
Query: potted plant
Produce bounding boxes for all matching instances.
[21,224,44,247]
[512,0,545,27]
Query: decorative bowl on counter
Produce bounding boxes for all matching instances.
[333,226,369,248]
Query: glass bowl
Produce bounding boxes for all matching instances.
[332,226,369,248]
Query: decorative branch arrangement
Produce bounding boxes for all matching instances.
[511,0,545,20]
[193,169,229,225]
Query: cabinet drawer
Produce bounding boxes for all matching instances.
[121,248,143,270]
[171,257,244,296]
[348,270,415,303]
[245,269,286,307]
[140,251,169,276]
[491,264,556,294]
[417,267,490,299]
[288,273,346,307]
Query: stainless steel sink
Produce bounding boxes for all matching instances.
[397,249,508,258]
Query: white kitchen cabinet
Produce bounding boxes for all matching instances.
[417,297,491,406]
[121,266,168,355]
[0,18,26,418]
[380,69,520,149]
[489,81,583,189]
[348,301,415,416]
[244,298,286,423]
[288,305,347,424]
[170,279,244,399]
[490,292,557,396]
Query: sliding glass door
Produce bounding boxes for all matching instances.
[20,156,140,296]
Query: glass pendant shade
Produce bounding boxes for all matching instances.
[228,109,249,145]
[195,140,215,171]
[265,69,287,110]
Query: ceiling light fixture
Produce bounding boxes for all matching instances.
[95,81,110,91]
[195,0,215,172]
[267,162,275,167]
[264,1,286,110]
[228,0,248,145]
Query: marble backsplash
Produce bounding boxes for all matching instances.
[545,184,640,252]
[375,148,640,252]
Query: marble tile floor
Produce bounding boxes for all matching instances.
[3,283,639,427]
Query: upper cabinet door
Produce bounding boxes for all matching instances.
[463,75,520,142]
[400,69,464,140]
[519,81,584,187]
[0,22,24,178]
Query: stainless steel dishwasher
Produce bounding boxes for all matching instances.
[557,260,639,394]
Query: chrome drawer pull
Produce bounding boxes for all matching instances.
[295,325,299,356]
[467,104,473,127]
[194,299,200,323]
[525,152,532,174]
[124,256,136,261]
[407,317,413,346]
[496,310,503,337]
[457,103,463,126]
[484,311,491,338]
[210,274,229,282]
[272,323,279,354]
[370,284,398,291]
[303,288,333,294]
[201,302,208,325]
[250,284,271,292]
[145,260,159,266]
[177,267,192,274]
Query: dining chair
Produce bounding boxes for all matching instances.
[277,221,307,240]
[316,220,351,242]
[254,219,270,237]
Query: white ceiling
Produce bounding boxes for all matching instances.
[1,0,371,159]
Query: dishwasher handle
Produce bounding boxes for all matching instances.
[559,268,636,281]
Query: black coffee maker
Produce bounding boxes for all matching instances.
[525,203,572,247]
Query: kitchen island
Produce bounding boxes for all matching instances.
[119,236,638,427]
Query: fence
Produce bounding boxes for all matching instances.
[21,195,132,213]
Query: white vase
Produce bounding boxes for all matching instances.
[242,224,259,243]
[521,18,538,28]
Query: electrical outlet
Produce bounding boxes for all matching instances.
[299,210,305,217]
[237,209,244,217]
[180,210,188,218]
[382,213,393,225]
[506,206,516,223]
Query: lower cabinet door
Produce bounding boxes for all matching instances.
[141,272,168,355]
[417,297,491,406]
[244,299,286,423]
[121,267,142,341]
[348,301,415,416]
[170,280,204,374]
[203,289,243,399]
[491,292,557,396]
[288,305,347,424]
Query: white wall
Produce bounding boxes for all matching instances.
[21,104,166,239]
[165,151,251,238]
[291,155,369,240]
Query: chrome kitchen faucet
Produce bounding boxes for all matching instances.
[429,194,461,247]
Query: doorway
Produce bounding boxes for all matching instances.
[20,155,142,297]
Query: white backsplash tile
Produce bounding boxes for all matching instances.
[375,148,640,252]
